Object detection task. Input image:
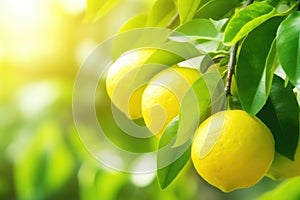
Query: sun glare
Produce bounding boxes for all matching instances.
[0,0,50,34]
[56,0,86,15]
[0,0,85,65]
[0,0,54,63]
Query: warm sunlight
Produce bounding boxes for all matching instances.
[0,0,84,65]
[0,0,55,64]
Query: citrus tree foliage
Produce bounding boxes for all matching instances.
[86,0,121,21]
[87,0,300,192]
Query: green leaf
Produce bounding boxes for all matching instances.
[147,0,177,27]
[157,117,191,189]
[85,0,120,22]
[14,121,75,199]
[277,11,300,86]
[174,72,225,147]
[119,13,148,33]
[224,1,277,45]
[265,40,280,95]
[257,75,299,161]
[111,28,171,60]
[146,41,204,66]
[178,0,202,24]
[199,54,215,73]
[170,19,220,42]
[195,0,241,20]
[236,17,284,115]
[198,0,210,8]
[259,177,300,200]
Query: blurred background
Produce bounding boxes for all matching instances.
[0,0,283,199]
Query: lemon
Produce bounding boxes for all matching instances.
[191,110,275,192]
[106,48,155,119]
[141,66,201,137]
[267,139,300,180]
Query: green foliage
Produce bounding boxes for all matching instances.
[13,121,75,200]
[178,0,202,24]
[236,17,283,115]
[157,118,191,189]
[147,0,177,27]
[147,42,203,65]
[85,0,120,21]
[259,177,300,200]
[119,13,149,33]
[175,72,225,147]
[277,11,300,86]
[257,75,299,161]
[194,0,242,20]
[224,1,277,45]
[170,19,220,41]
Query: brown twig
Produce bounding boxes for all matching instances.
[225,44,238,96]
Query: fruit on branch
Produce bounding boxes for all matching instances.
[106,48,155,119]
[191,110,275,192]
[142,66,201,137]
[267,138,300,180]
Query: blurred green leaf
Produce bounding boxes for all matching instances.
[157,117,191,189]
[259,177,300,200]
[257,75,299,161]
[146,41,203,66]
[95,172,128,200]
[170,19,220,42]
[78,163,98,200]
[111,28,171,59]
[147,0,177,27]
[277,11,300,86]
[236,17,283,115]
[174,72,225,147]
[224,1,277,45]
[198,0,210,7]
[14,121,75,200]
[85,0,120,22]
[119,13,148,33]
[78,161,128,200]
[195,0,241,20]
[178,0,202,24]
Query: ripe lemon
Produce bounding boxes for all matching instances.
[191,110,275,192]
[106,48,155,119]
[267,140,300,180]
[141,66,201,137]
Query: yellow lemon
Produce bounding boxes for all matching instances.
[191,110,275,192]
[141,66,201,137]
[106,48,155,119]
[267,139,300,180]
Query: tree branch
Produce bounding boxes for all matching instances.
[225,44,238,96]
